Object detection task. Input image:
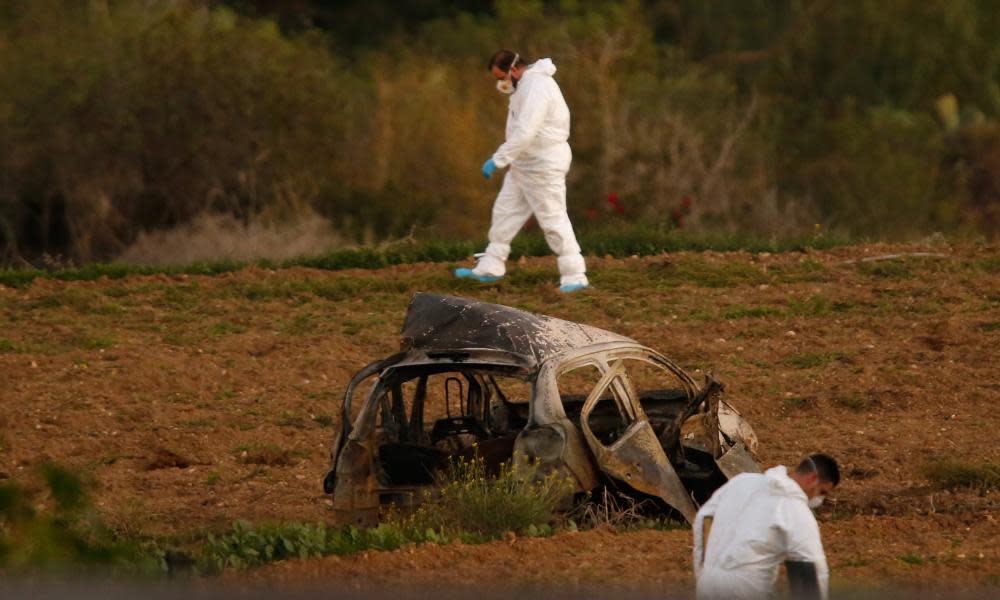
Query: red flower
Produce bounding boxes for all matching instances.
[671,207,684,228]
[681,195,693,210]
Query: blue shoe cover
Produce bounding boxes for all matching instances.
[454,268,502,283]
[559,282,589,293]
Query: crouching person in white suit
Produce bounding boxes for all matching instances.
[693,454,840,600]
[455,50,589,293]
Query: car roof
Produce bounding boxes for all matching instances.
[399,293,635,367]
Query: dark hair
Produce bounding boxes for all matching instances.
[796,453,840,486]
[488,50,527,72]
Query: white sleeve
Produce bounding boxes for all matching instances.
[491,80,550,168]
[780,502,830,600]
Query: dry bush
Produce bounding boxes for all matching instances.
[119,211,346,265]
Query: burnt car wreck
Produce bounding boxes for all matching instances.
[324,293,759,525]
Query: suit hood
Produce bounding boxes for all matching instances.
[525,58,557,78]
[765,465,809,501]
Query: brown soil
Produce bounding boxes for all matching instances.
[1,242,999,591]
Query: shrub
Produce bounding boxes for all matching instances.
[0,464,165,573]
[408,455,574,539]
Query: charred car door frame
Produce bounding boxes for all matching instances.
[557,351,699,522]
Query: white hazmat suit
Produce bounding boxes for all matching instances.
[693,466,829,600]
[472,58,588,288]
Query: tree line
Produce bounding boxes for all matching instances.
[1,0,997,264]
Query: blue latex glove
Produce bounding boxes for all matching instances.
[481,158,497,179]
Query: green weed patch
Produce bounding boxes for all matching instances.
[200,456,570,573]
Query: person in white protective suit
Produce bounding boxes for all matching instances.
[693,453,840,600]
[454,50,589,293]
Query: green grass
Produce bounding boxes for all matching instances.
[722,305,783,319]
[275,412,307,429]
[0,339,27,353]
[785,351,847,369]
[210,321,248,336]
[669,258,769,288]
[0,227,850,289]
[282,313,315,335]
[842,557,870,568]
[407,456,573,539]
[922,460,1000,492]
[898,552,925,566]
[972,255,1000,274]
[72,334,116,350]
[833,393,875,411]
[311,414,335,428]
[857,259,912,278]
[786,295,855,317]
[200,455,571,573]
[783,396,817,409]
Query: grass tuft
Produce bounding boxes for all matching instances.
[0,339,26,353]
[783,396,818,409]
[833,393,876,411]
[922,460,1000,492]
[785,352,847,369]
[235,443,294,466]
[857,260,912,278]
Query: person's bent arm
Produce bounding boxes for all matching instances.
[785,560,821,600]
[782,503,829,600]
[491,81,550,168]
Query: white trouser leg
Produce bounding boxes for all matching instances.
[518,169,588,286]
[475,171,532,277]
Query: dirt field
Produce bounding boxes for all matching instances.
[1,241,999,594]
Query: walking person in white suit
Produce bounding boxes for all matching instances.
[455,50,589,293]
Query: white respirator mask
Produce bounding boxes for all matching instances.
[495,53,519,95]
